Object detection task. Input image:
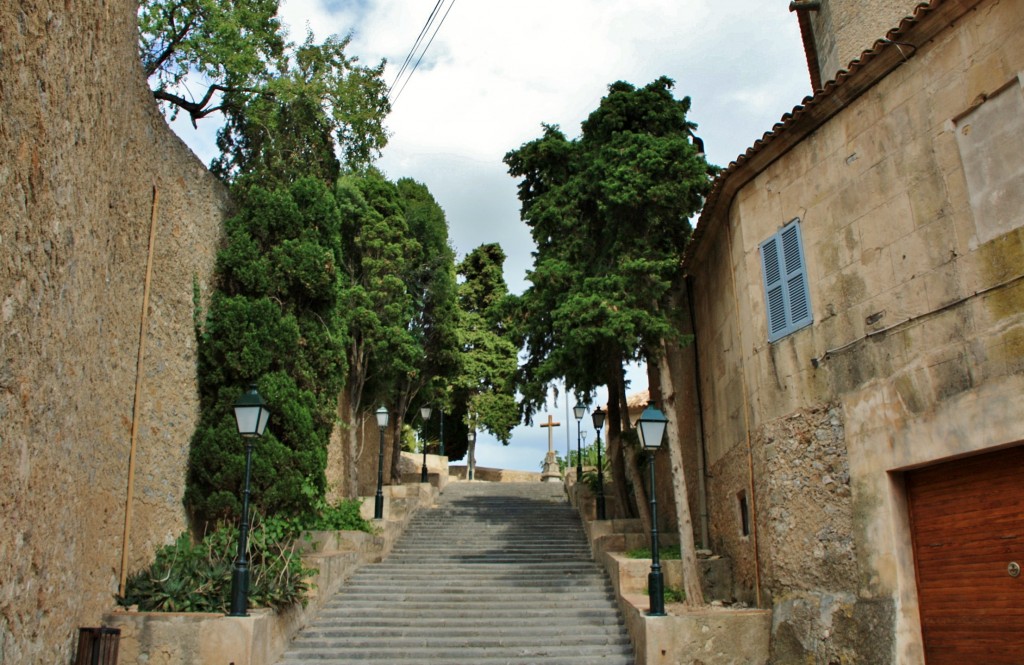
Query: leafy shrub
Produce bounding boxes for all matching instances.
[118,514,313,613]
[262,483,375,539]
[305,497,374,533]
[644,585,686,604]
[622,545,679,561]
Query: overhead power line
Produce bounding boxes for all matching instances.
[388,0,456,106]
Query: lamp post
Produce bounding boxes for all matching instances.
[229,385,271,617]
[439,410,445,457]
[374,406,389,520]
[420,405,432,483]
[637,403,669,617]
[573,402,586,482]
[592,406,607,520]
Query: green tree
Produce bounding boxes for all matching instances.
[212,33,389,184]
[139,1,389,177]
[451,244,519,476]
[139,0,284,122]
[504,77,714,605]
[387,179,461,479]
[333,170,418,495]
[186,178,348,526]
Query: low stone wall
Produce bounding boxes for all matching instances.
[448,466,543,483]
[104,484,439,665]
[398,451,451,491]
[620,592,772,665]
[574,489,771,665]
[604,552,733,607]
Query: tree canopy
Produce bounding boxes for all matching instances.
[448,244,519,462]
[504,76,715,417]
[186,178,348,525]
[139,0,390,178]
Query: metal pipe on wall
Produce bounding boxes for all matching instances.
[119,183,160,596]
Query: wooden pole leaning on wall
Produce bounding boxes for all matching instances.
[119,184,160,596]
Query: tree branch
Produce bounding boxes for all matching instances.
[144,16,195,78]
[153,84,259,127]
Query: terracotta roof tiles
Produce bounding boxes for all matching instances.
[682,0,970,269]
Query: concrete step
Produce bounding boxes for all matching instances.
[296,625,627,639]
[276,482,634,665]
[279,644,634,662]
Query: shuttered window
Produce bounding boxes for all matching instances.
[760,219,812,342]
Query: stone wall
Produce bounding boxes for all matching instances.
[807,0,922,84]
[0,1,228,662]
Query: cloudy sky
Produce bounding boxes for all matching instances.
[173,0,812,471]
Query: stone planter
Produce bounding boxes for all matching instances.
[620,592,772,665]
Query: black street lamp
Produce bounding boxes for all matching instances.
[592,406,607,520]
[229,385,271,617]
[420,405,432,483]
[374,406,389,520]
[573,402,586,482]
[637,403,669,617]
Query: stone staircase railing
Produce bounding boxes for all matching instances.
[567,480,773,665]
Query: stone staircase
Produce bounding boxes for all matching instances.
[277,481,634,665]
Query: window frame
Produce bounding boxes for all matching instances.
[760,218,813,342]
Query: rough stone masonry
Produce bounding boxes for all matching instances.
[0,0,229,661]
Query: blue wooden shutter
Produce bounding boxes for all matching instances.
[761,219,812,342]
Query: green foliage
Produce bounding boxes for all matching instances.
[643,585,686,604]
[664,586,686,604]
[305,498,374,534]
[334,170,420,420]
[394,177,461,429]
[139,1,389,180]
[450,245,520,455]
[213,33,390,184]
[139,0,285,98]
[504,77,717,417]
[567,444,603,469]
[581,468,607,494]
[187,179,348,525]
[117,516,313,613]
[626,545,682,560]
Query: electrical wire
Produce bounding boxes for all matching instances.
[388,0,456,106]
[387,0,444,99]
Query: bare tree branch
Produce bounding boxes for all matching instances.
[153,83,232,127]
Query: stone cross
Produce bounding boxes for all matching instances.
[539,414,562,482]
[539,414,561,454]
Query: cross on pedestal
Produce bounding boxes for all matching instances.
[539,414,562,482]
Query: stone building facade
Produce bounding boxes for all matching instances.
[0,0,228,661]
[793,0,924,88]
[671,0,1024,662]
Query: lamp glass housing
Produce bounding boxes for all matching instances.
[591,406,606,431]
[573,402,586,420]
[375,406,389,428]
[234,386,270,438]
[420,406,432,421]
[637,404,668,451]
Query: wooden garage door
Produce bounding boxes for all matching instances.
[906,445,1024,664]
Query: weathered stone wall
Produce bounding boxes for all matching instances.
[0,1,228,662]
[809,0,923,84]
[756,404,854,597]
[687,1,1024,662]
